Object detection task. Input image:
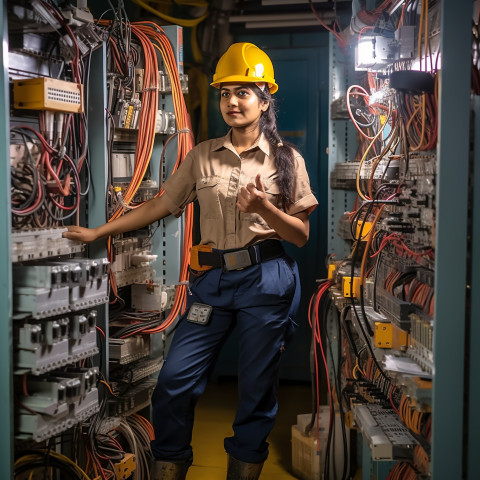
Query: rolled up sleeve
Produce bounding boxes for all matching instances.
[286,153,318,216]
[162,150,198,217]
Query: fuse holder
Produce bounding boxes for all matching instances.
[114,453,136,479]
[343,276,361,298]
[356,220,373,240]
[374,322,409,349]
[327,263,337,280]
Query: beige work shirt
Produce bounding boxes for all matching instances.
[162,131,318,250]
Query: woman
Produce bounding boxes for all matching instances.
[64,42,318,480]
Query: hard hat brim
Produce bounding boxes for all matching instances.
[210,75,278,94]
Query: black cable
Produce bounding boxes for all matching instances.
[323,299,348,480]
[43,437,54,480]
[373,249,384,311]
[339,305,360,358]
[349,189,393,381]
[109,315,163,338]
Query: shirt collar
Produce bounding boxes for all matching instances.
[211,130,271,157]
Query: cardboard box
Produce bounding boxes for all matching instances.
[292,408,351,480]
[291,409,329,480]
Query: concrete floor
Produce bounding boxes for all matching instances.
[188,379,313,480]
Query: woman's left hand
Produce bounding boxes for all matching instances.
[237,174,269,214]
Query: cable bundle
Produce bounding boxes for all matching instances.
[15,449,90,480]
[99,18,195,327]
[11,126,81,229]
[10,0,93,230]
[109,311,164,338]
[386,461,419,480]
[400,88,438,151]
[307,280,349,480]
[115,415,155,480]
[126,21,195,332]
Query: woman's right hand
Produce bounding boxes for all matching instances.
[62,225,100,243]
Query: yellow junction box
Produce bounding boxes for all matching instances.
[327,263,337,279]
[356,220,373,240]
[343,276,361,298]
[13,77,84,113]
[114,453,136,480]
[374,321,409,349]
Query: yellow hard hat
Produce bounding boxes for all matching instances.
[210,42,278,94]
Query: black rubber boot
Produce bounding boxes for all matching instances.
[150,460,190,480]
[226,454,264,480]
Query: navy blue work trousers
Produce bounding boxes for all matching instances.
[150,253,301,464]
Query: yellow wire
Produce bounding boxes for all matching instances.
[424,0,429,72]
[15,453,91,480]
[367,122,399,199]
[417,0,424,69]
[131,0,208,27]
[410,94,426,151]
[191,24,203,63]
[100,379,115,396]
[356,101,393,201]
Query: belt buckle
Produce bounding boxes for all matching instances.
[223,249,252,271]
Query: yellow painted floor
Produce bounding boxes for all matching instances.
[188,379,312,480]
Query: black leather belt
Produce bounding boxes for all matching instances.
[197,240,285,271]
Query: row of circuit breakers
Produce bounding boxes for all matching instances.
[7,1,186,453]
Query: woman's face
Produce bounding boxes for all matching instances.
[219,84,269,130]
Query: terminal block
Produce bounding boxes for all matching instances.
[408,313,434,373]
[113,96,141,129]
[353,404,418,460]
[109,336,151,365]
[110,357,164,386]
[15,317,70,374]
[14,285,70,319]
[13,258,109,317]
[13,264,72,289]
[131,283,176,312]
[111,237,156,287]
[70,310,98,360]
[15,309,99,374]
[17,367,99,442]
[157,70,188,93]
[114,264,155,287]
[11,228,84,263]
[107,379,157,416]
[67,258,109,310]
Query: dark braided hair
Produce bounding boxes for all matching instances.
[250,84,297,209]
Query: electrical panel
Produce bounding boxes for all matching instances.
[6,1,193,477]
[317,1,447,478]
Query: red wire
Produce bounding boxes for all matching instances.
[96,326,106,338]
[22,373,29,396]
[308,282,332,452]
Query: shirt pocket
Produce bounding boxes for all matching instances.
[238,180,283,227]
[264,182,282,209]
[196,176,221,219]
